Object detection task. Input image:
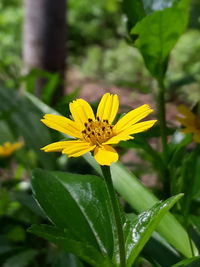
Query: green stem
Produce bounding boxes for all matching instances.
[157,79,171,198]
[101,166,126,267]
[157,79,168,164]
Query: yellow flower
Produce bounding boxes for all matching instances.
[0,141,23,157]
[41,93,156,165]
[177,105,200,143]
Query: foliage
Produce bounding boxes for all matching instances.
[2,0,200,266]
[0,0,23,86]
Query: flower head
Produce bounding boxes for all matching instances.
[0,141,23,157]
[177,105,200,143]
[41,93,156,165]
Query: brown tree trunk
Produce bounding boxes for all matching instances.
[23,0,67,104]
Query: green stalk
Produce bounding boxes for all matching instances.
[157,79,170,197]
[157,79,168,163]
[101,165,126,267]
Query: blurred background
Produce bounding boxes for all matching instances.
[0,0,200,266]
[1,0,200,105]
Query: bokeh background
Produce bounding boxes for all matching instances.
[1,0,200,266]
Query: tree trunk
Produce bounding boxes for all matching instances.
[23,0,67,104]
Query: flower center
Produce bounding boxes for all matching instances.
[82,117,113,145]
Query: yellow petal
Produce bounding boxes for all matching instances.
[0,141,23,157]
[103,135,134,145]
[193,133,200,143]
[41,141,71,152]
[181,127,196,134]
[10,141,23,151]
[114,104,153,133]
[120,120,157,136]
[176,116,194,128]
[41,114,82,138]
[181,128,193,134]
[42,140,95,157]
[69,99,95,129]
[104,120,156,145]
[62,141,95,157]
[177,105,195,121]
[94,145,118,165]
[96,93,119,124]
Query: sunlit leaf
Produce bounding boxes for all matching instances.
[123,194,183,266]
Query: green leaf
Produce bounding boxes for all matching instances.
[122,0,177,36]
[131,0,189,80]
[143,233,181,267]
[0,86,55,169]
[171,256,200,267]
[84,155,197,258]
[124,194,183,266]
[119,137,165,173]
[31,169,116,258]
[0,121,14,144]
[109,163,198,258]
[3,249,38,267]
[190,215,200,234]
[122,0,146,34]
[28,225,113,267]
[25,92,198,258]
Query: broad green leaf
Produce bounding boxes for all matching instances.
[172,256,200,267]
[131,0,189,80]
[25,92,198,258]
[123,194,183,266]
[122,0,176,35]
[28,225,113,267]
[31,169,116,258]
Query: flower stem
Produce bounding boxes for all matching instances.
[157,79,168,163]
[101,165,126,267]
[157,79,170,198]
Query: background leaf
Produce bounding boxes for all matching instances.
[3,249,38,267]
[131,0,189,80]
[172,256,200,267]
[0,86,55,169]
